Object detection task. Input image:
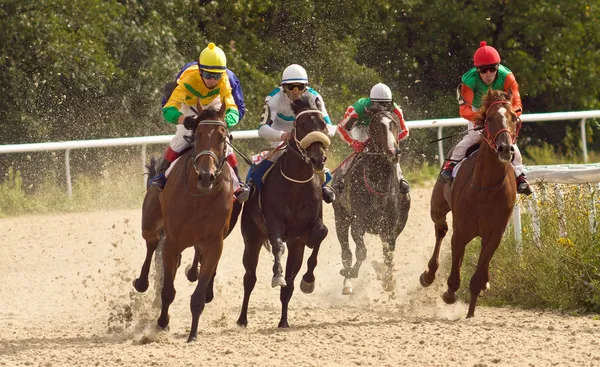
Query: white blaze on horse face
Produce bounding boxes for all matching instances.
[381,116,396,151]
[498,107,508,130]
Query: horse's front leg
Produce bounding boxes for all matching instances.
[335,208,353,278]
[467,232,502,318]
[187,239,222,342]
[443,231,473,305]
[381,234,397,292]
[185,246,201,283]
[301,218,328,294]
[348,224,367,279]
[157,237,178,330]
[421,181,450,287]
[279,241,305,328]
[265,218,287,288]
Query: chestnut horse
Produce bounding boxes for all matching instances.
[133,102,240,342]
[332,110,410,294]
[420,90,519,318]
[237,98,330,328]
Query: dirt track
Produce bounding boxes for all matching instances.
[1,188,599,367]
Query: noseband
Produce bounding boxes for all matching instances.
[289,109,330,169]
[482,100,521,150]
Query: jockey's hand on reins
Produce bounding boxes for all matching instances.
[183,115,198,130]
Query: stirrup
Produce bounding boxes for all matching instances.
[399,179,411,194]
[149,174,166,191]
[234,183,251,203]
[322,185,335,204]
[440,169,454,183]
[517,182,533,196]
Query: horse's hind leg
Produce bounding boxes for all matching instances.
[187,241,223,342]
[466,233,502,318]
[156,238,178,330]
[134,189,163,292]
[421,181,451,287]
[381,235,397,292]
[265,218,287,288]
[279,241,305,328]
[186,246,201,282]
[301,219,328,294]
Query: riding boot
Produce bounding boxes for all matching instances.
[516,173,533,196]
[322,185,336,204]
[232,165,250,203]
[399,178,411,194]
[440,160,457,183]
[149,159,172,190]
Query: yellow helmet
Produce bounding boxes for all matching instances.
[198,42,227,73]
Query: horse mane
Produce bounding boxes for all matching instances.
[473,90,510,126]
[198,106,222,120]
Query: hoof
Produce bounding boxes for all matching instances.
[300,279,315,294]
[133,278,149,293]
[382,276,396,292]
[185,264,198,282]
[442,291,457,304]
[272,276,287,288]
[278,321,289,328]
[342,286,353,295]
[157,315,170,329]
[236,318,248,328]
[419,272,433,288]
[186,336,197,343]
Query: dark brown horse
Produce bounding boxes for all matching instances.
[420,90,519,318]
[237,98,330,328]
[133,101,241,342]
[332,110,410,294]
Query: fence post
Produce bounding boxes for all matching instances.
[437,126,444,167]
[528,190,541,248]
[513,198,523,255]
[65,149,72,199]
[141,144,147,189]
[580,118,588,163]
[590,183,597,234]
[554,184,567,238]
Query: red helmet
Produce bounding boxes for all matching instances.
[473,41,501,67]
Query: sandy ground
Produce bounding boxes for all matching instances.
[1,187,599,367]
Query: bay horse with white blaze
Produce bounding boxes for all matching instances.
[332,109,410,294]
[133,101,241,342]
[237,98,330,328]
[420,90,519,318]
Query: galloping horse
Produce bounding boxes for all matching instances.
[133,101,241,342]
[332,110,411,294]
[237,98,330,328]
[420,90,519,318]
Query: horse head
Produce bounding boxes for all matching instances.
[289,97,331,174]
[190,101,228,191]
[366,105,400,164]
[475,89,520,163]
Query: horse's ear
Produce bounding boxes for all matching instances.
[506,88,513,102]
[218,101,226,119]
[486,88,494,100]
[315,98,322,111]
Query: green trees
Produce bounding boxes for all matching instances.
[1,0,598,152]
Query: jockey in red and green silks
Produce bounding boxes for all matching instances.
[336,83,411,194]
[441,41,532,196]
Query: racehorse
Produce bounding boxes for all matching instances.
[332,110,411,294]
[133,101,241,342]
[237,98,330,328]
[420,89,519,318]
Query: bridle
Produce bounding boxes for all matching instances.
[482,100,521,150]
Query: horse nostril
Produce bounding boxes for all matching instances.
[510,145,515,152]
[310,157,318,165]
[498,145,504,152]
[323,156,327,163]
[209,173,215,183]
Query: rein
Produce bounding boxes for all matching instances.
[482,100,521,150]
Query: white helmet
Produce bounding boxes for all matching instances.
[281,64,308,84]
[370,83,393,102]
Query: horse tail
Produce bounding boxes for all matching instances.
[145,156,160,187]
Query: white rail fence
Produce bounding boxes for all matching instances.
[2,110,599,197]
[1,110,600,245]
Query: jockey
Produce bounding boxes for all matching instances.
[152,42,250,202]
[440,41,533,195]
[248,64,336,203]
[335,83,411,194]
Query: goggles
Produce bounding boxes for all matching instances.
[284,83,307,92]
[477,65,498,74]
[200,70,223,80]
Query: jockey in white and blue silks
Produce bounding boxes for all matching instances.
[247,64,336,203]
